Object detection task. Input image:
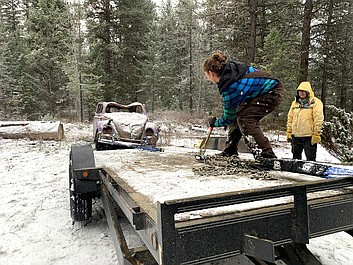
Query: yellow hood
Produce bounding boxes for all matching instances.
[296,81,315,100]
[287,81,324,138]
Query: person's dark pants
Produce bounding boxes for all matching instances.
[291,136,317,161]
[223,88,283,158]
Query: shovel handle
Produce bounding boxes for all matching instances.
[200,127,214,151]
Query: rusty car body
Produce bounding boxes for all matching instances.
[93,101,159,150]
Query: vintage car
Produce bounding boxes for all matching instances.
[93,101,159,150]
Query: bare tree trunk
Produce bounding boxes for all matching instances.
[339,0,353,111]
[298,0,313,83]
[258,3,266,53]
[78,5,83,122]
[246,0,257,65]
[339,62,347,110]
[321,0,333,108]
[189,18,193,113]
[103,0,112,101]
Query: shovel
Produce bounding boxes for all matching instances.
[194,127,214,161]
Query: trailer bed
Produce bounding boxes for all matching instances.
[70,144,353,264]
[94,147,351,223]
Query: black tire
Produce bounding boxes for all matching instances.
[69,152,92,221]
[94,131,105,151]
[146,129,158,146]
[70,191,92,221]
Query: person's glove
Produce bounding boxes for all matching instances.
[311,134,321,145]
[286,132,292,142]
[209,117,217,128]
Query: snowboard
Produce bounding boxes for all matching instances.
[258,158,353,178]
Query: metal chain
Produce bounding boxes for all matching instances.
[193,154,277,180]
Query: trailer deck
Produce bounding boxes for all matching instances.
[94,147,351,222]
[70,144,353,265]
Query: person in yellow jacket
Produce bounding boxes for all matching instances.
[286,81,324,161]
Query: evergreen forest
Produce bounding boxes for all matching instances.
[0,0,352,124]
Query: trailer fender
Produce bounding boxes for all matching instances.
[69,144,99,221]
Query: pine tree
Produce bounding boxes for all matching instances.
[85,0,157,104]
[0,0,27,118]
[20,0,72,118]
[65,1,92,121]
[201,0,248,60]
[310,0,353,112]
[322,105,353,163]
[152,0,181,110]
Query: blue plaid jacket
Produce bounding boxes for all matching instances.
[214,67,279,127]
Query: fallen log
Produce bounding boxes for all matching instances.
[0,121,64,141]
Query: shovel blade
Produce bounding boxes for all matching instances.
[194,153,206,161]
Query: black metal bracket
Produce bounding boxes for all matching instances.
[346,230,353,237]
[276,243,322,265]
[291,186,309,244]
[243,234,275,263]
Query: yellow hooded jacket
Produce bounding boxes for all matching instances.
[286,82,324,138]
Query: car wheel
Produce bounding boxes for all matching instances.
[146,129,158,146]
[94,131,104,151]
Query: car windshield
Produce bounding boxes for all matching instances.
[106,104,143,114]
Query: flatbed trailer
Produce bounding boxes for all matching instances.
[69,144,353,265]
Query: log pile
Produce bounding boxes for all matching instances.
[0,121,64,141]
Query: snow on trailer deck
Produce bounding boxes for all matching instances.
[94,146,353,223]
[2,126,353,265]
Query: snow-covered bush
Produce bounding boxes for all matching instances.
[322,105,353,163]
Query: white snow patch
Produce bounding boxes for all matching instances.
[0,123,352,265]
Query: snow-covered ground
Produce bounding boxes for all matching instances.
[1,123,353,265]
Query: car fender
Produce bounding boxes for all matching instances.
[95,119,117,136]
[146,121,159,135]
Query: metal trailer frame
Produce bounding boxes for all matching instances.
[70,144,353,265]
